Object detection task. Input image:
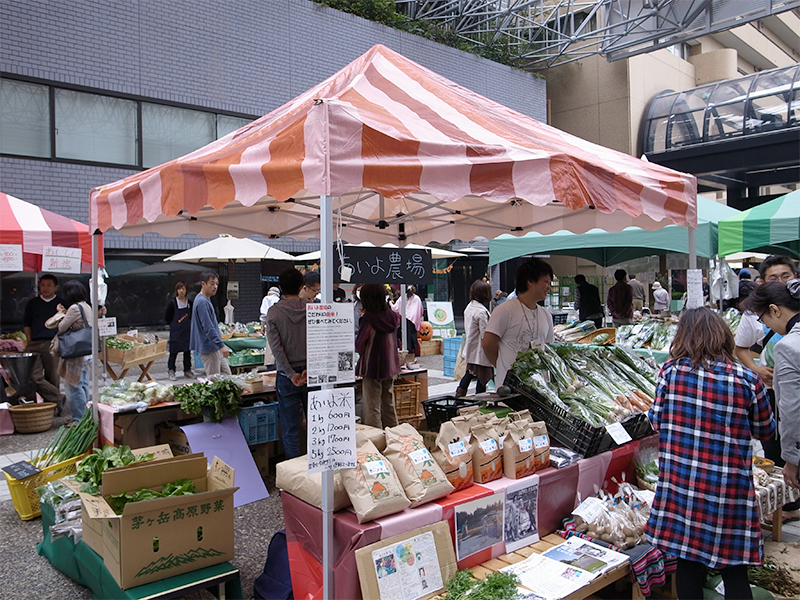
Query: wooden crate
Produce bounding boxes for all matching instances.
[418,339,443,356]
[393,379,421,418]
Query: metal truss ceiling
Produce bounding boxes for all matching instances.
[395,0,800,70]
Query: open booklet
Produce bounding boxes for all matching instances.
[500,538,629,600]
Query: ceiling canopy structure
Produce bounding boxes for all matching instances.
[394,0,800,70]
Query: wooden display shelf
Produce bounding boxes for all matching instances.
[99,351,167,382]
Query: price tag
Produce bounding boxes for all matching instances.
[133,444,173,461]
[479,439,498,454]
[365,460,389,476]
[605,422,633,445]
[126,329,138,337]
[448,441,467,457]
[633,489,656,505]
[518,438,533,452]
[2,461,41,481]
[409,448,431,465]
[572,496,606,522]
[533,434,549,448]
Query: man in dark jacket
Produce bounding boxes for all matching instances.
[574,274,604,329]
[23,274,66,412]
[607,269,633,327]
[266,268,309,459]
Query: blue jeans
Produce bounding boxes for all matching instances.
[65,362,89,422]
[276,371,307,459]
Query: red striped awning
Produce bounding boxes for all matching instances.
[90,44,696,242]
[0,192,103,272]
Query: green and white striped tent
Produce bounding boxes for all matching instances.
[718,190,800,259]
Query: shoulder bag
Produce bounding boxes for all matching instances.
[58,304,94,359]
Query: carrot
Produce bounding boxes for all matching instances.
[634,390,654,408]
[615,395,633,411]
[628,394,648,412]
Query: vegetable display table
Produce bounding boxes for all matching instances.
[223,337,266,352]
[100,351,167,382]
[282,437,658,600]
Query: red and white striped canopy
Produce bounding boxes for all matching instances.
[0,192,102,272]
[90,45,696,243]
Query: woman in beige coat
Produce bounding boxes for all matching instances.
[456,280,494,397]
[55,280,92,421]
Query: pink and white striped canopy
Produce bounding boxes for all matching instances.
[90,45,696,243]
[0,192,102,272]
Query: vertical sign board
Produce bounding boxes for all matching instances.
[685,268,704,309]
[306,303,357,474]
[307,387,358,473]
[426,301,456,338]
[332,245,432,284]
[306,303,356,385]
[42,246,82,273]
[97,317,118,337]
[0,244,23,271]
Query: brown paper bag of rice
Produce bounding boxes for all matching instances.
[355,423,386,452]
[451,412,480,434]
[276,455,351,511]
[530,420,551,471]
[470,423,503,483]
[384,423,454,507]
[432,420,474,492]
[341,438,411,523]
[509,409,533,424]
[457,404,481,417]
[503,420,537,480]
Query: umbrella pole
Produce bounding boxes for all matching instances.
[91,233,100,431]
[320,194,335,600]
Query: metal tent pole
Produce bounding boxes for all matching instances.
[91,233,100,426]
[320,194,334,600]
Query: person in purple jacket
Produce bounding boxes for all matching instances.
[355,284,402,429]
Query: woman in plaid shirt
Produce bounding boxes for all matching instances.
[645,308,774,600]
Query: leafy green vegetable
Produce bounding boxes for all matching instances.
[443,569,522,600]
[108,478,198,515]
[173,379,242,422]
[105,336,135,350]
[75,445,153,494]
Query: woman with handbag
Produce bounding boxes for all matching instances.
[355,284,402,429]
[55,280,92,421]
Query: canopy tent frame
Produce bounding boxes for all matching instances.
[87,45,698,599]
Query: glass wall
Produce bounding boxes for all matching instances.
[644,65,800,153]
[0,77,255,168]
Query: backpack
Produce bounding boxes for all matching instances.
[253,530,293,600]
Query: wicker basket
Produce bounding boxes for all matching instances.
[636,476,657,492]
[576,327,616,345]
[9,402,57,434]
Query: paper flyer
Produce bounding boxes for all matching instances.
[306,303,355,385]
[371,531,443,600]
[540,537,629,578]
[500,553,593,599]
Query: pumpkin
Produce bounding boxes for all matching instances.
[418,321,433,341]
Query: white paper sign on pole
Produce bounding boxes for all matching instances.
[0,244,23,271]
[686,268,704,309]
[306,303,355,385]
[425,301,456,338]
[42,246,82,274]
[97,317,118,337]
[307,387,357,473]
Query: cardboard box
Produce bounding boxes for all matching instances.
[80,453,237,589]
[154,423,192,456]
[355,521,457,600]
[418,339,443,356]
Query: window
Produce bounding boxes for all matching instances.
[142,103,215,168]
[0,79,50,157]
[217,114,253,139]
[55,89,137,164]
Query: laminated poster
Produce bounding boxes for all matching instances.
[454,493,505,561]
[306,303,355,385]
[425,302,456,339]
[504,475,540,552]
[371,531,443,600]
[500,553,593,600]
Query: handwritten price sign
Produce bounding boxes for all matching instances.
[0,245,23,271]
[43,246,82,274]
[307,387,357,473]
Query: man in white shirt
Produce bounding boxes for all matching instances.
[482,258,555,387]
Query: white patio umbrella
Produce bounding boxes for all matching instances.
[164,233,295,262]
[294,241,465,262]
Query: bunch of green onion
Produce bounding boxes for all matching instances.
[30,408,99,468]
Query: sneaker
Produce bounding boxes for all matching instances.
[184,370,196,379]
[168,370,177,381]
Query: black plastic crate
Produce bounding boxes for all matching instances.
[552,312,569,325]
[621,411,655,440]
[421,396,483,432]
[503,371,613,457]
